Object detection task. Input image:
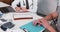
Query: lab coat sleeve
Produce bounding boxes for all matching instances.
[20,0,26,7]
[11,0,20,10]
[58,0,60,6]
[28,0,37,12]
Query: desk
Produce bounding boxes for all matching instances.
[0,2,45,32]
[0,12,45,32]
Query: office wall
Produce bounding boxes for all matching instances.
[0,0,14,5]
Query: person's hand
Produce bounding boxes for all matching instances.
[15,7,21,12]
[21,7,29,12]
[33,18,50,28]
[33,18,57,32]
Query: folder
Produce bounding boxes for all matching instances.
[20,22,45,32]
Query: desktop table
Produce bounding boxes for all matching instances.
[0,2,45,32]
[0,12,45,32]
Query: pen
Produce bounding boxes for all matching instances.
[14,17,33,20]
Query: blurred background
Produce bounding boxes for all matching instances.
[0,0,14,5]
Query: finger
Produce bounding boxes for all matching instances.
[33,21,36,26]
[37,20,42,24]
[33,20,38,26]
[16,10,20,12]
[37,22,42,26]
[33,20,41,26]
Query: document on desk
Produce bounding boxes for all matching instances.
[20,22,45,32]
[14,12,33,20]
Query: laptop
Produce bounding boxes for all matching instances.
[0,6,15,13]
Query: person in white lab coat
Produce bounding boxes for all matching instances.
[11,0,37,12]
[11,0,60,32]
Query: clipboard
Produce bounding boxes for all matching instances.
[20,22,45,32]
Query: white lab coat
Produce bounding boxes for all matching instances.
[11,0,37,12]
[58,0,60,6]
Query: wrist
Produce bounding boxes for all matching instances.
[42,18,47,21]
[44,17,51,21]
[46,25,56,32]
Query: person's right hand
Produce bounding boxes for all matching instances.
[21,7,29,12]
[33,18,50,28]
[15,7,21,12]
[33,18,56,32]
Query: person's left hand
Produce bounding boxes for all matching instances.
[21,7,29,12]
[33,18,50,28]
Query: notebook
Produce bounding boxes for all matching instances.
[20,22,45,32]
